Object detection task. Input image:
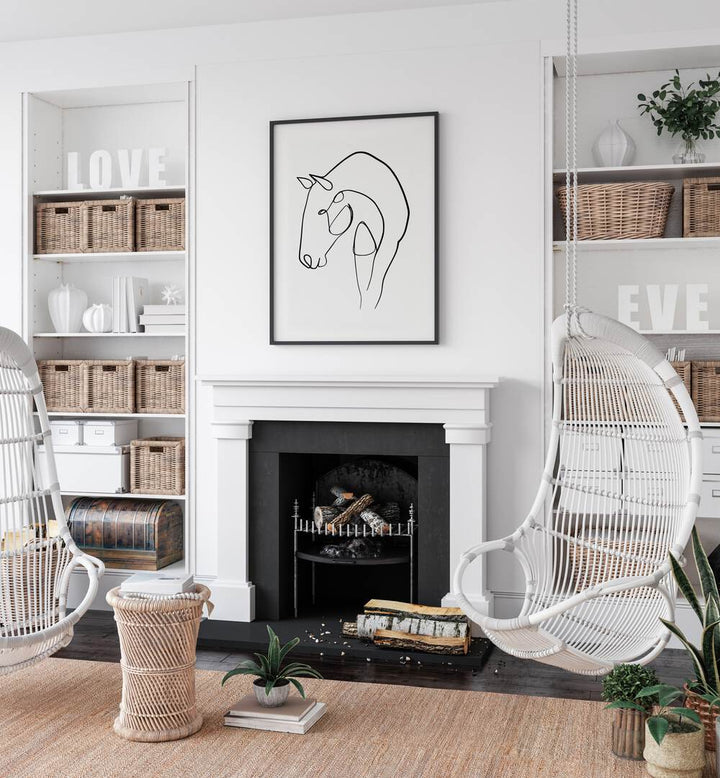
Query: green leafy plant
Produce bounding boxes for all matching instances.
[662,527,720,698]
[221,625,323,698]
[607,683,700,745]
[601,663,659,711]
[638,69,720,142]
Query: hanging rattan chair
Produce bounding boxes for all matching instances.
[0,327,103,674]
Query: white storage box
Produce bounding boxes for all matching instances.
[83,419,138,447]
[49,420,83,446]
[38,445,130,494]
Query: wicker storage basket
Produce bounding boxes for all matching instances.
[84,198,134,253]
[38,360,88,412]
[135,360,185,414]
[557,182,674,240]
[135,198,185,252]
[35,201,85,254]
[692,361,720,422]
[684,177,720,237]
[106,585,211,742]
[131,437,185,495]
[87,360,134,414]
[670,361,692,418]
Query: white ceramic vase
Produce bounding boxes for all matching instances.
[253,679,289,707]
[592,120,636,167]
[82,303,113,333]
[48,283,87,333]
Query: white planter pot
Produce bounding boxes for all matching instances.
[48,283,87,333]
[82,303,113,333]
[643,720,705,778]
[592,120,636,167]
[253,679,289,707]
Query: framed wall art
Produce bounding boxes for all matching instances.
[270,111,438,344]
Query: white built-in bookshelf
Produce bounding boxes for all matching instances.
[23,82,192,582]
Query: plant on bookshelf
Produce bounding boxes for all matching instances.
[221,626,323,708]
[638,69,720,163]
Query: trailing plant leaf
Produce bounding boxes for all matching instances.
[288,678,306,699]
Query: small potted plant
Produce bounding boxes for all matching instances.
[638,69,720,163]
[630,683,704,778]
[663,528,720,750]
[221,625,323,708]
[602,663,659,759]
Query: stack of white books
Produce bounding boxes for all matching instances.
[139,305,186,335]
[112,276,148,333]
[120,572,194,595]
[224,695,326,734]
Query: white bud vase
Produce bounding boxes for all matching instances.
[592,120,636,167]
[82,303,113,333]
[48,283,87,333]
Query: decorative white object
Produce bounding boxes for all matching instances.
[617,284,710,331]
[617,284,640,330]
[687,283,710,331]
[82,303,113,333]
[454,0,702,677]
[65,147,169,190]
[48,283,87,333]
[161,284,183,305]
[0,326,103,674]
[647,284,679,331]
[592,120,636,167]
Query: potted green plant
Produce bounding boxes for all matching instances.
[663,528,720,750]
[627,683,704,778]
[602,663,659,759]
[638,69,720,163]
[221,626,323,708]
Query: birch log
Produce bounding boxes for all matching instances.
[330,486,355,508]
[375,502,401,523]
[314,506,339,530]
[356,613,469,640]
[364,599,468,624]
[373,629,469,655]
[359,509,390,535]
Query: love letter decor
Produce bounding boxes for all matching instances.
[67,148,168,190]
[270,112,438,344]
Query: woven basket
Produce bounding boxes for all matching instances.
[87,360,134,413]
[135,198,185,252]
[84,199,134,253]
[135,360,185,414]
[684,684,718,751]
[557,182,674,240]
[106,585,211,742]
[38,360,87,412]
[670,361,692,418]
[684,177,720,238]
[35,201,85,254]
[692,361,720,422]
[131,437,185,495]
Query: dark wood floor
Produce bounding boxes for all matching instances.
[56,610,694,701]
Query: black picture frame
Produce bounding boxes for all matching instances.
[269,111,439,345]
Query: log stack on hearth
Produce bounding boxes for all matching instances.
[342,599,470,655]
[313,485,400,535]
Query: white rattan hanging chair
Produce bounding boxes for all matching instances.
[452,0,703,675]
[0,327,103,674]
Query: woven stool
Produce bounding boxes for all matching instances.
[106,584,212,742]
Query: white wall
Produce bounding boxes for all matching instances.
[2,0,720,610]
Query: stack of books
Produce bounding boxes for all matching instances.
[120,572,194,595]
[139,305,186,335]
[112,276,148,333]
[224,694,326,734]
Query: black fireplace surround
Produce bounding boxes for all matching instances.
[249,421,450,620]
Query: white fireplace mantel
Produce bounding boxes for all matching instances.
[202,376,499,623]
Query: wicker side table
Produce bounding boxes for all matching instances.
[106,584,212,742]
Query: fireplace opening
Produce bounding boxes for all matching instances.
[248,421,449,621]
[292,457,417,617]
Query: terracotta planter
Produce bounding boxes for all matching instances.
[684,683,719,751]
[643,718,705,778]
[610,707,646,760]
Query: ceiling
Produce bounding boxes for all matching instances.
[0,0,506,44]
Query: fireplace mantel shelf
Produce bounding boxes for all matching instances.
[199,376,499,388]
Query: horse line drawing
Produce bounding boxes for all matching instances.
[296,151,410,309]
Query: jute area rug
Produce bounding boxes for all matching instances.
[0,658,714,778]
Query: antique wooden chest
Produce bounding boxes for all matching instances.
[66,497,183,570]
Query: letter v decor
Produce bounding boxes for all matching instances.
[270,112,438,344]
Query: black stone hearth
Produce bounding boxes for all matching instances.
[249,421,450,620]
